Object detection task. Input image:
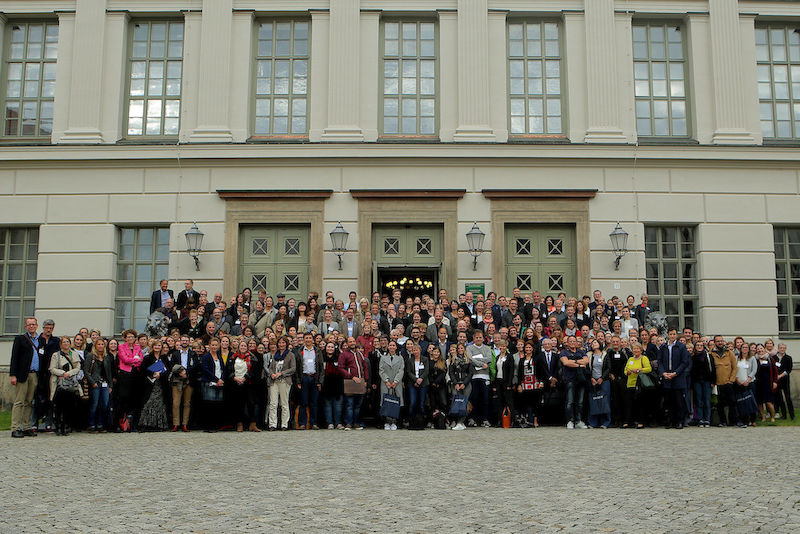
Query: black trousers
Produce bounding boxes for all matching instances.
[610,377,627,426]
[663,387,686,426]
[775,379,795,420]
[624,388,647,425]
[716,383,737,426]
[428,384,448,414]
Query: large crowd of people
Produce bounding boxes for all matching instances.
[8,280,795,437]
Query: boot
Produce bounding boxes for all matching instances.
[248,422,261,432]
[236,422,243,432]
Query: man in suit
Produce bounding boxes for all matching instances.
[341,307,362,339]
[150,279,174,314]
[9,317,41,438]
[169,335,201,431]
[175,279,200,311]
[460,291,475,317]
[426,309,452,343]
[295,332,324,429]
[658,327,690,429]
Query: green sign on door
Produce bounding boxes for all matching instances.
[464,283,486,298]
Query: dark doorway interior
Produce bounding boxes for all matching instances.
[377,268,438,301]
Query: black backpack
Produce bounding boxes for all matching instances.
[432,410,447,430]
[409,414,427,430]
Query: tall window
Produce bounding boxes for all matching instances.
[115,227,169,333]
[508,21,563,136]
[382,21,436,136]
[2,22,58,137]
[645,226,697,330]
[774,227,800,334]
[632,23,688,137]
[0,228,38,335]
[756,25,800,139]
[126,21,183,137]
[254,20,309,136]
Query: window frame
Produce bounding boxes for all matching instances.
[0,19,59,140]
[506,18,567,139]
[0,226,39,336]
[755,24,800,141]
[773,226,800,335]
[644,225,698,331]
[379,18,439,139]
[250,18,311,139]
[123,19,185,140]
[632,21,692,140]
[114,226,170,334]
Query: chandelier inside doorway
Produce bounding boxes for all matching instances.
[384,276,434,291]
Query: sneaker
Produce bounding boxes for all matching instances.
[575,421,587,429]
[737,422,747,428]
[390,423,398,431]
[466,418,476,428]
[384,423,391,431]
[335,424,344,430]
[452,423,466,431]
[344,425,351,431]
[566,421,574,429]
[481,421,492,428]
[327,424,334,430]
[601,425,609,429]
[354,425,363,430]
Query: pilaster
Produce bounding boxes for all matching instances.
[308,10,330,142]
[188,0,234,143]
[228,10,254,142]
[708,0,755,144]
[454,0,496,142]
[99,11,129,143]
[57,0,106,144]
[360,10,380,142]
[583,0,626,143]
[437,10,458,142]
[321,0,363,142]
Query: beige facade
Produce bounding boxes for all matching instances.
[0,0,799,382]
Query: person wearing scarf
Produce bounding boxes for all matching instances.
[227,340,253,432]
[267,337,296,430]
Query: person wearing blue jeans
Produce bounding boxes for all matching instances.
[405,341,430,423]
[587,340,611,428]
[84,339,114,432]
[295,333,323,429]
[690,342,715,427]
[560,335,589,429]
[321,340,344,429]
[339,338,369,429]
[343,394,364,428]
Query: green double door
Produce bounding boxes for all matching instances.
[239,225,310,301]
[505,224,576,297]
[372,224,443,297]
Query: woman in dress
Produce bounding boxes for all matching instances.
[516,341,539,428]
[138,339,170,432]
[754,343,778,424]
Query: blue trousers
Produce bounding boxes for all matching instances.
[323,395,343,426]
[343,394,364,426]
[692,380,711,424]
[88,385,111,429]
[299,375,319,427]
[565,381,586,424]
[409,386,428,419]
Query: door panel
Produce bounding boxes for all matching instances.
[372,224,443,267]
[239,225,309,301]
[505,224,575,297]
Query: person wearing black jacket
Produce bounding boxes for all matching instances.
[150,279,174,314]
[84,338,115,432]
[535,337,561,424]
[137,341,171,432]
[34,319,60,432]
[774,344,794,421]
[690,341,715,427]
[168,335,201,432]
[587,339,612,428]
[427,345,448,418]
[448,343,474,430]
[606,336,632,428]
[9,317,41,438]
[517,341,540,428]
[493,339,516,427]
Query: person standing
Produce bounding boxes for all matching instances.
[175,279,200,312]
[267,337,296,431]
[467,330,494,428]
[169,335,200,432]
[49,336,84,436]
[405,340,430,425]
[710,335,737,427]
[9,317,41,438]
[774,343,794,421]
[559,335,589,429]
[150,279,174,314]
[605,336,630,428]
[657,327,690,429]
[690,341,715,428]
[379,340,405,431]
[294,332,324,430]
[339,337,369,430]
[32,319,60,433]
[84,338,114,432]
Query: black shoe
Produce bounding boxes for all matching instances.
[674,424,684,430]
[23,429,37,437]
[11,430,25,438]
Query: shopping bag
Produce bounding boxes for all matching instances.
[588,387,610,416]
[379,392,401,420]
[449,394,468,417]
[736,389,758,416]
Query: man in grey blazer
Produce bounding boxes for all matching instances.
[341,307,362,339]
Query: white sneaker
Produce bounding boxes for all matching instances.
[452,423,465,431]
[390,423,398,431]
[575,421,587,429]
[566,421,574,429]
[384,423,391,431]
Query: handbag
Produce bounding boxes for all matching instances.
[201,382,223,402]
[637,372,656,390]
[736,389,758,416]
[588,386,610,416]
[449,393,468,417]
[501,407,512,428]
[57,374,81,395]
[379,390,401,420]
[343,378,367,395]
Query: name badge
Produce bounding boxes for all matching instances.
[101,382,108,388]
[39,348,45,355]
[776,362,782,368]
[614,354,620,359]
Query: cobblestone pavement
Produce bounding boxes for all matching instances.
[0,426,798,533]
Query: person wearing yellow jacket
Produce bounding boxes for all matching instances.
[624,342,652,429]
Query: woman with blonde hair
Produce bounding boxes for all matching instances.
[84,337,114,432]
[623,342,652,429]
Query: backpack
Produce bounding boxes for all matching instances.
[433,410,447,430]
[409,414,427,430]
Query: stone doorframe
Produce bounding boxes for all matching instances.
[218,190,331,300]
[351,190,465,298]
[483,190,596,298]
